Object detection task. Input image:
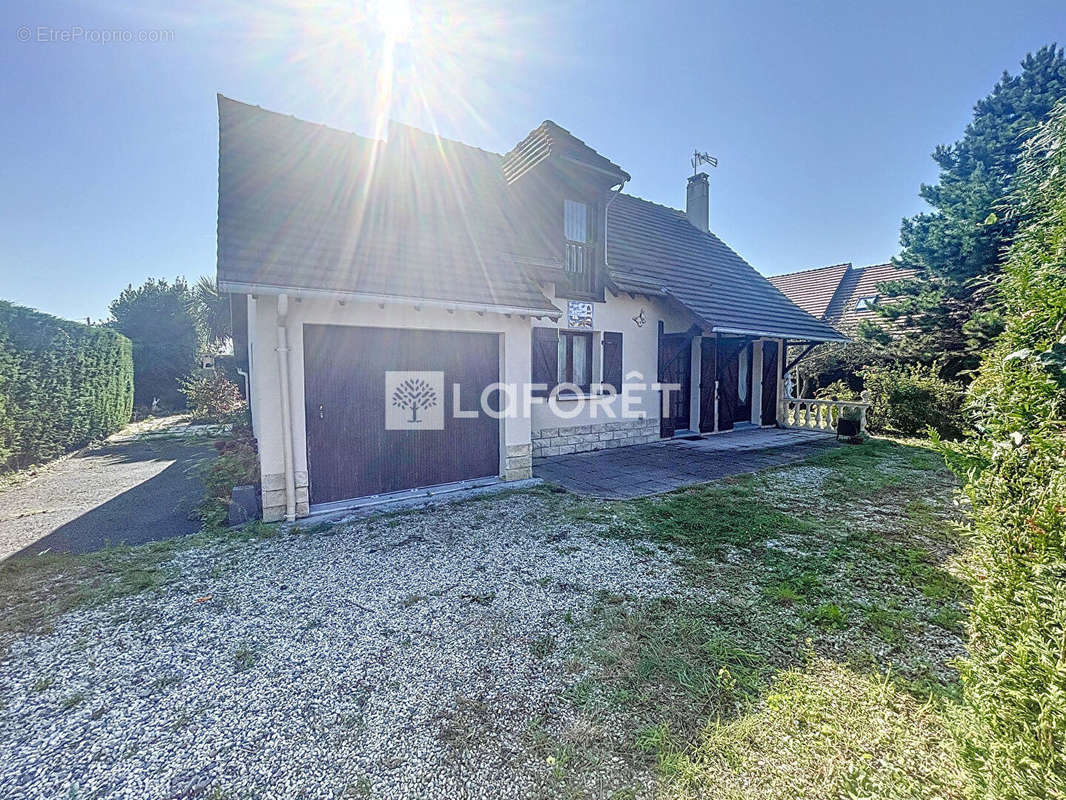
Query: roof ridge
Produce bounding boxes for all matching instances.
[385,119,503,159]
[770,262,852,280]
[217,94,382,145]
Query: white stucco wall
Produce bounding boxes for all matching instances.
[530,285,696,433]
[247,293,534,519]
[241,285,791,518]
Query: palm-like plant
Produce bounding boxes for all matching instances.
[191,275,231,351]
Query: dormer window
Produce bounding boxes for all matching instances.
[855,295,878,311]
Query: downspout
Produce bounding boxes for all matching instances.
[603,178,627,274]
[275,294,297,522]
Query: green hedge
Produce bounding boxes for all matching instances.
[0,301,134,469]
[942,103,1066,798]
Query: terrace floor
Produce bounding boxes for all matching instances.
[533,426,839,498]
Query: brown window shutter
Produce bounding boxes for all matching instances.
[602,332,622,393]
[531,327,559,394]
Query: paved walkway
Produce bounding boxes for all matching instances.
[0,427,213,561]
[533,427,838,498]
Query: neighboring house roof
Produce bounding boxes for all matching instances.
[216,95,561,316]
[217,95,847,341]
[764,263,851,320]
[769,262,916,331]
[607,195,848,342]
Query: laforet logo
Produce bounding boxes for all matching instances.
[384,371,445,430]
[391,377,438,423]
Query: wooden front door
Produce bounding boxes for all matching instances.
[715,337,750,432]
[658,332,692,437]
[303,325,500,505]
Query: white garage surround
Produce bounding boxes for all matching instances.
[245,292,535,522]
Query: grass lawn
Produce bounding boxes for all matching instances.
[0,437,973,798]
[547,437,973,799]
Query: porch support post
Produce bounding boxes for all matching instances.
[777,338,786,425]
[751,339,764,425]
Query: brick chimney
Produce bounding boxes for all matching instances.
[686,172,709,233]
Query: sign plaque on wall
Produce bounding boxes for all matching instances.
[567,300,593,329]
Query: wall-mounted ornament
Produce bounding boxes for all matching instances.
[567,300,593,329]
[632,308,647,328]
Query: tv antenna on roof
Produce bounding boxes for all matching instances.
[691,150,718,176]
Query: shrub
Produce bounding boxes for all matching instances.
[813,379,858,402]
[179,372,245,423]
[791,339,892,397]
[0,302,133,469]
[861,363,964,438]
[199,417,259,530]
[940,102,1066,798]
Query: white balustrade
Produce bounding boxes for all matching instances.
[778,396,871,433]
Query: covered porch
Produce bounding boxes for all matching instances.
[533,426,838,499]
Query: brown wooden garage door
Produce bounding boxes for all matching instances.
[303,325,500,505]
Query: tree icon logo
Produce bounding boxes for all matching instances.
[384,371,445,430]
[391,377,438,423]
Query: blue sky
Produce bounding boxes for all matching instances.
[1,0,1062,321]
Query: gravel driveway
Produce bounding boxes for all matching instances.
[0,433,211,561]
[0,492,683,799]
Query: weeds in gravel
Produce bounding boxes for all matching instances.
[806,602,848,630]
[232,643,259,671]
[60,692,85,710]
[0,522,281,653]
[530,634,557,659]
[0,545,172,650]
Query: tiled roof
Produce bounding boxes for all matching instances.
[824,262,917,328]
[217,96,848,341]
[216,95,560,315]
[768,263,851,319]
[606,195,849,342]
[501,121,630,185]
[769,262,917,331]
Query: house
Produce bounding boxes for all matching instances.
[216,96,846,521]
[769,262,916,333]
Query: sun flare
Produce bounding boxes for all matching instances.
[375,0,413,42]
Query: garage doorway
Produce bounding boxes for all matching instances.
[303,325,501,504]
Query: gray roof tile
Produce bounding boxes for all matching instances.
[217,96,560,315]
[771,261,917,332]
[607,195,848,342]
[217,96,849,341]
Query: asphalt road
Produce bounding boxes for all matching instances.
[0,436,213,561]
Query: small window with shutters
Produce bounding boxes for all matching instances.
[558,331,593,393]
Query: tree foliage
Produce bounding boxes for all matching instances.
[942,101,1066,799]
[0,302,133,468]
[880,45,1066,379]
[108,278,201,409]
